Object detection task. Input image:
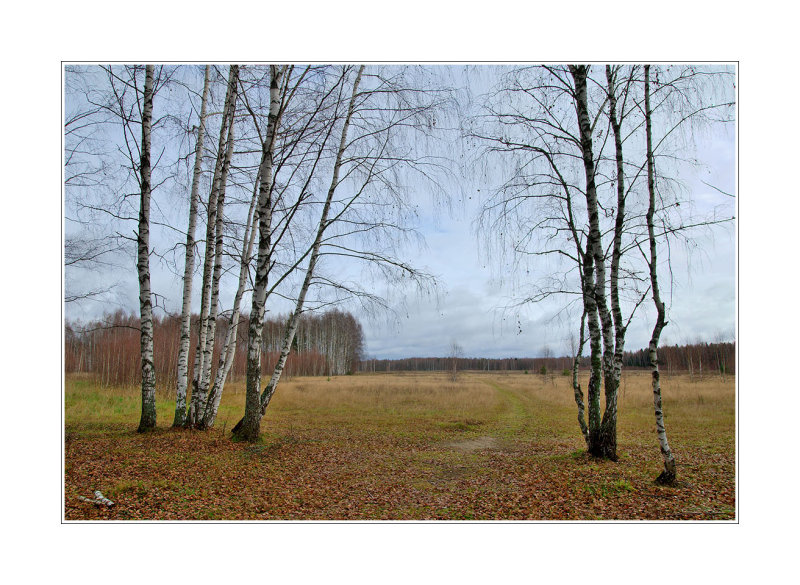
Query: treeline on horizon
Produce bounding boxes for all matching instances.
[66,308,734,387]
[65,309,365,388]
[359,341,735,376]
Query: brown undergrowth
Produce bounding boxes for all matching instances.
[64,371,735,521]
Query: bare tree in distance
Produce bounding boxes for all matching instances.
[449,340,464,382]
[540,344,553,382]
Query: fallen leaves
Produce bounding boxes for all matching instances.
[64,372,736,521]
[64,422,735,521]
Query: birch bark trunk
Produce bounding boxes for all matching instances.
[194,65,239,421]
[136,64,157,432]
[257,65,364,417]
[186,65,239,428]
[570,65,616,458]
[173,65,211,427]
[235,65,285,443]
[232,66,364,438]
[199,174,260,429]
[599,65,629,460]
[645,64,677,484]
[571,311,590,447]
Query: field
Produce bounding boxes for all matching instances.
[64,370,735,520]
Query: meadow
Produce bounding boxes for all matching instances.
[64,369,735,520]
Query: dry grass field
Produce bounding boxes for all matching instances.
[64,369,735,520]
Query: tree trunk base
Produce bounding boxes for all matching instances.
[231,416,261,443]
[231,427,261,443]
[136,420,156,433]
[588,442,618,461]
[655,470,677,486]
[655,458,678,486]
[231,417,244,435]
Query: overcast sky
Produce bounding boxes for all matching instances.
[360,126,734,359]
[64,65,736,360]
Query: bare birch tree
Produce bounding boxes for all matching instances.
[236,64,287,442]
[186,65,240,428]
[472,65,651,459]
[198,175,259,429]
[173,65,211,427]
[248,66,365,427]
[136,65,157,432]
[231,65,447,440]
[643,64,677,485]
[570,311,589,446]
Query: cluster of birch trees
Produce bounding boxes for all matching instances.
[65,64,447,440]
[472,65,734,483]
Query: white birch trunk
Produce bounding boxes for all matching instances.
[599,65,629,460]
[194,65,239,421]
[232,66,364,438]
[236,65,285,442]
[173,65,211,427]
[645,65,677,484]
[199,174,260,429]
[258,66,364,416]
[137,65,157,433]
[187,65,239,427]
[572,311,589,446]
[570,65,610,457]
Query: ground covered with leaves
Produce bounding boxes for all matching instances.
[64,371,735,520]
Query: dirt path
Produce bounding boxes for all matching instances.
[483,379,532,438]
[445,436,501,452]
[443,381,533,453]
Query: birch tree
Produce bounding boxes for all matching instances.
[198,175,259,429]
[473,65,649,459]
[230,65,446,441]
[644,64,677,485]
[232,65,363,440]
[236,64,287,442]
[173,65,211,427]
[136,64,157,432]
[261,66,365,421]
[570,311,589,446]
[196,65,353,430]
[473,63,733,462]
[186,65,240,428]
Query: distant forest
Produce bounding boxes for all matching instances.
[66,309,734,386]
[65,309,365,387]
[361,342,735,376]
